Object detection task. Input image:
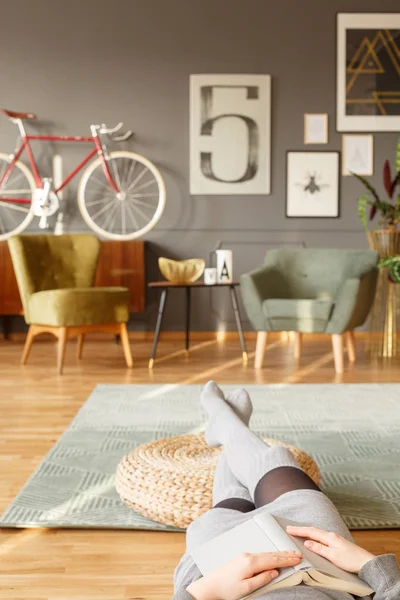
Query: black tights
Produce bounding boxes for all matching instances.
[213,466,321,512]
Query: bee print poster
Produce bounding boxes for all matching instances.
[286,152,340,218]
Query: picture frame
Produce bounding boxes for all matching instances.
[190,74,271,195]
[304,114,328,144]
[337,13,400,132]
[286,151,340,219]
[342,134,374,176]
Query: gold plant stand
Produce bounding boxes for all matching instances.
[367,229,400,358]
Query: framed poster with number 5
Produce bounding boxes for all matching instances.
[190,74,271,195]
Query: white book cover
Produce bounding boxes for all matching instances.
[191,513,373,598]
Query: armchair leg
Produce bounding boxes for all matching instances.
[294,332,302,360]
[57,327,68,375]
[21,325,36,365]
[331,334,344,374]
[120,323,133,368]
[255,331,268,369]
[346,331,356,363]
[77,334,85,359]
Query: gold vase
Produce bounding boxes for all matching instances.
[367,229,400,358]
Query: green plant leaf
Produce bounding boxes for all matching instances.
[396,136,400,174]
[378,257,400,268]
[374,200,394,215]
[390,172,400,198]
[379,256,400,283]
[352,172,380,203]
[391,261,400,283]
[357,194,369,229]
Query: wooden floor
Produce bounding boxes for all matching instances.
[0,332,399,600]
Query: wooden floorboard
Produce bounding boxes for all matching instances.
[0,333,399,599]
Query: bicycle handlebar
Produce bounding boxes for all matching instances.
[99,122,123,134]
[95,122,133,141]
[112,130,133,141]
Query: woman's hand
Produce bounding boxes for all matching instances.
[286,526,375,574]
[186,550,302,600]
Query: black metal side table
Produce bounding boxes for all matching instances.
[148,281,248,368]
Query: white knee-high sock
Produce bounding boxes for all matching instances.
[202,381,299,499]
[212,453,253,505]
[212,388,253,505]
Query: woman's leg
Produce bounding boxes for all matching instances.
[254,466,320,507]
[183,388,257,560]
[202,381,321,508]
[213,453,255,512]
[212,388,255,513]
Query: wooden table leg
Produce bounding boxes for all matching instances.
[229,285,248,364]
[185,286,191,353]
[149,289,168,369]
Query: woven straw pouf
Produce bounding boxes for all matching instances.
[115,434,320,529]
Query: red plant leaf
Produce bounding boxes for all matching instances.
[369,203,377,221]
[383,160,392,198]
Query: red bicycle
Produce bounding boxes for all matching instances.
[0,109,166,240]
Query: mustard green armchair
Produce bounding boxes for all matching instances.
[240,248,378,374]
[8,234,133,374]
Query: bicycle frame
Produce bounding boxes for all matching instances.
[0,120,119,204]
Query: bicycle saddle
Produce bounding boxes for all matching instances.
[2,108,37,120]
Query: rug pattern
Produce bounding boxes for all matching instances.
[1,383,399,530]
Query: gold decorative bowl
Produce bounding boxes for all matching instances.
[158,257,205,284]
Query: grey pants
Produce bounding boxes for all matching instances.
[174,488,353,591]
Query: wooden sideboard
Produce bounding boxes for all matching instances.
[95,240,145,313]
[0,239,145,319]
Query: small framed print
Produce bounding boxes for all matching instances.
[304,114,328,144]
[286,151,340,218]
[342,134,374,176]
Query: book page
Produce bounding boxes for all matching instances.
[308,570,374,596]
[275,517,373,592]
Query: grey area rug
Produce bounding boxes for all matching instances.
[1,384,400,531]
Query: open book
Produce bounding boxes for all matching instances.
[191,513,374,598]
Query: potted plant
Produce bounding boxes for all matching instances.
[354,136,400,260]
[353,137,400,359]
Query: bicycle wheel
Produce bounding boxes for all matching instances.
[0,153,35,240]
[77,151,166,240]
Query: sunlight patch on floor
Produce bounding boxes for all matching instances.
[150,339,220,365]
[179,340,285,385]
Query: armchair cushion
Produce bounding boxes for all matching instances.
[262,299,334,333]
[28,287,130,327]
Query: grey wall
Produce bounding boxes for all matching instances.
[1,0,399,332]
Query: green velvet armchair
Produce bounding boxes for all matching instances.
[240,248,378,373]
[8,234,133,374]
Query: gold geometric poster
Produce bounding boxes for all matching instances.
[337,14,400,131]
